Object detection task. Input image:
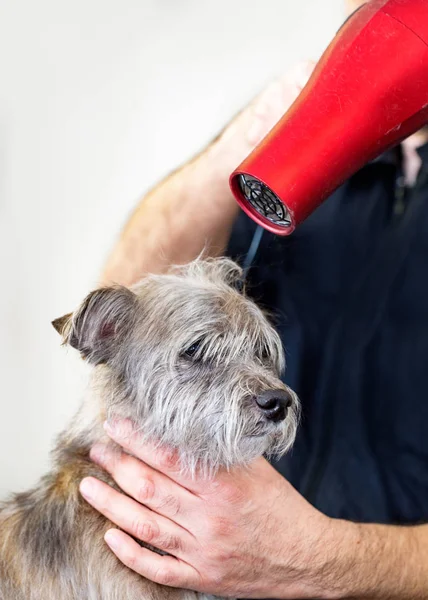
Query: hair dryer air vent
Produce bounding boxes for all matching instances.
[237,174,292,228]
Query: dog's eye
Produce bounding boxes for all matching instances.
[184,340,203,359]
[258,344,271,362]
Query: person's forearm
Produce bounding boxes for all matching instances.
[318,520,428,599]
[101,141,239,287]
[101,63,315,287]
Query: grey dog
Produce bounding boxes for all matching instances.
[0,258,299,600]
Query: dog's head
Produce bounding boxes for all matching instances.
[53,258,299,473]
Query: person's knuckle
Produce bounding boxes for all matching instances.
[206,480,240,505]
[158,493,181,516]
[153,566,176,586]
[219,482,244,504]
[209,543,231,563]
[207,515,233,539]
[158,448,178,471]
[160,533,182,553]
[136,478,155,504]
[133,518,159,543]
[218,516,234,536]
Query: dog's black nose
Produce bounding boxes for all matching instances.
[255,389,292,422]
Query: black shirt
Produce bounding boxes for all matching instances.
[227,143,428,524]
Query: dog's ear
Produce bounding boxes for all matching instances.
[52,286,137,365]
[52,313,73,336]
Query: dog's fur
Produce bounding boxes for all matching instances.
[0,258,298,600]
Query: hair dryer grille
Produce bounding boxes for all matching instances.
[238,174,292,228]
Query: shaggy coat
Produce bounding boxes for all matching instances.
[0,259,298,600]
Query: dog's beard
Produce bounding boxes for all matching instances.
[126,381,300,478]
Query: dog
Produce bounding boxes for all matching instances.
[0,258,299,600]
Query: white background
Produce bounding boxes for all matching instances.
[0,0,343,497]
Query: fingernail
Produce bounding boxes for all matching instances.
[80,477,95,500]
[90,443,108,466]
[105,530,120,551]
[103,419,116,435]
[104,418,132,439]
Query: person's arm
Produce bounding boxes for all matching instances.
[101,62,314,287]
[101,142,239,286]
[335,521,428,599]
[80,418,428,600]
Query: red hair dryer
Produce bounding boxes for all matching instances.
[229,0,428,235]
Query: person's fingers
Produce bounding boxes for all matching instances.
[104,528,200,590]
[89,443,201,527]
[79,477,195,558]
[102,419,214,494]
[279,60,316,92]
[246,60,316,147]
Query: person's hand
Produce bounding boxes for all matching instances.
[206,61,315,179]
[79,418,356,599]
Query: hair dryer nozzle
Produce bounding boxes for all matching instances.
[233,174,293,233]
[230,0,428,236]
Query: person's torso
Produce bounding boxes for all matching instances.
[227,143,428,524]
